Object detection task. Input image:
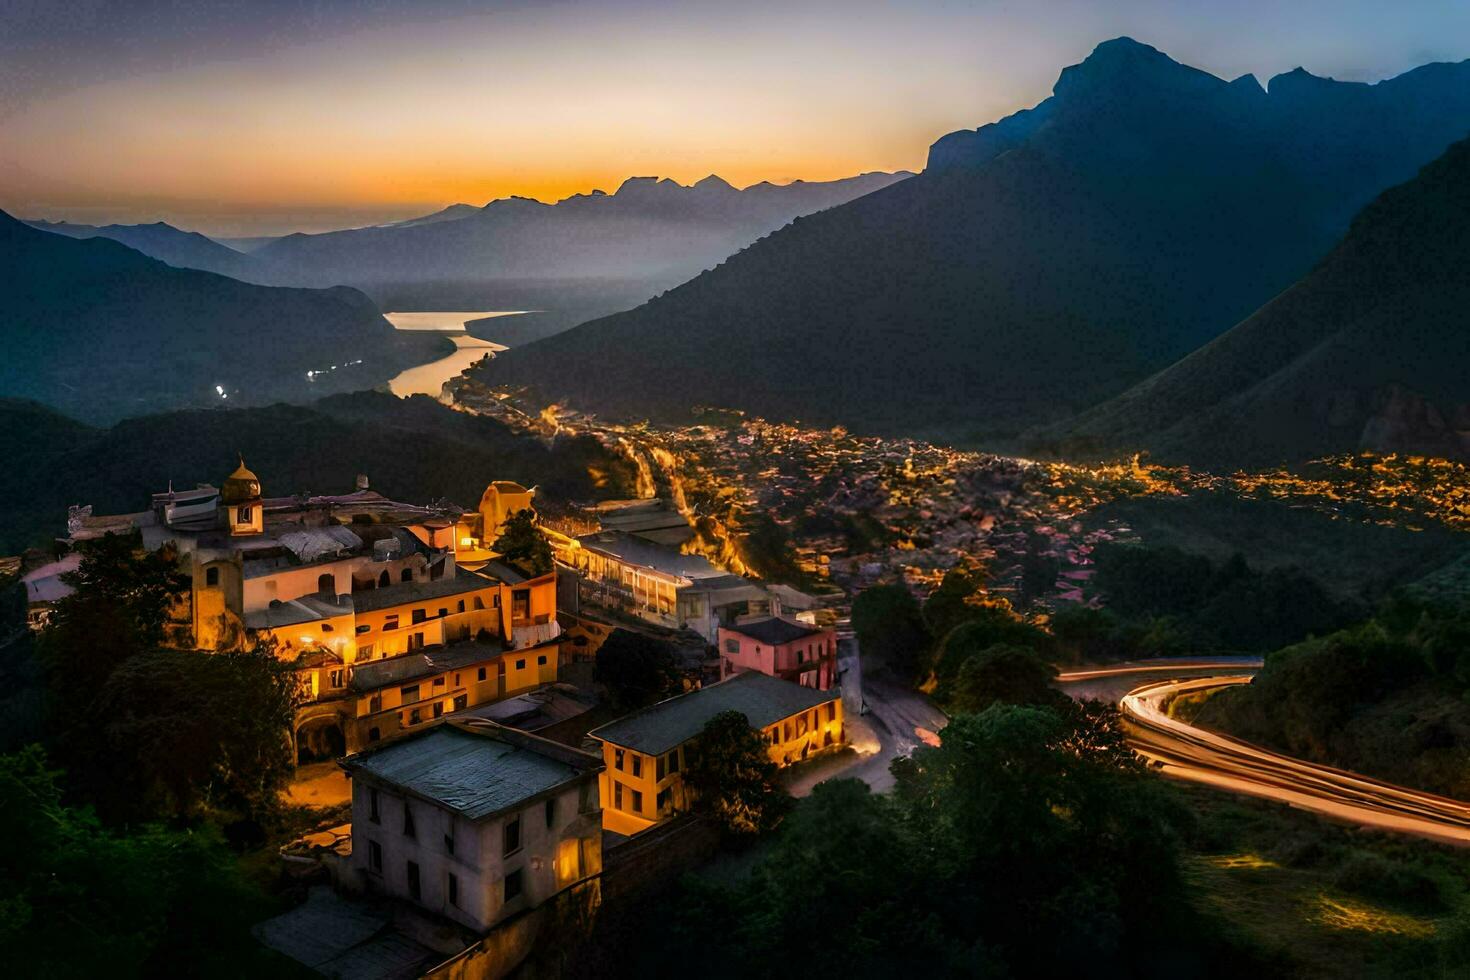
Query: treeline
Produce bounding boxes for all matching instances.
[1198,596,1470,799]
[0,533,305,975]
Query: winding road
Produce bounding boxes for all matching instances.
[1060,664,1470,847]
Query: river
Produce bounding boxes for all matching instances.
[384,311,521,398]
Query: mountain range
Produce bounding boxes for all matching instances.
[24,219,260,280]
[479,38,1470,441]
[1031,135,1470,467]
[247,171,910,293]
[0,209,436,425]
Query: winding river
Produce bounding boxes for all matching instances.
[385,311,523,398]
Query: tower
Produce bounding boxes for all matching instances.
[221,454,263,536]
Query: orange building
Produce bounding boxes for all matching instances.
[588,672,844,836]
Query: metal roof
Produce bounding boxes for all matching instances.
[589,672,839,756]
[342,723,598,821]
[352,568,498,613]
[723,616,825,646]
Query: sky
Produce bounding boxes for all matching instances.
[4,0,1469,237]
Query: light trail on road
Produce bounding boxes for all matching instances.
[1116,674,1470,846]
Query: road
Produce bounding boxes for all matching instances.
[1092,670,1470,847]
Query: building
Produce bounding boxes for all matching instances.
[717,616,837,690]
[67,460,563,759]
[587,672,844,836]
[555,530,767,642]
[454,481,537,563]
[341,719,603,935]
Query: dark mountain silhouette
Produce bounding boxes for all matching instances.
[250,171,910,291]
[0,209,437,425]
[481,38,1470,439]
[1031,137,1470,468]
[0,392,633,554]
[25,218,261,280]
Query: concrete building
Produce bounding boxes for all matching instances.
[717,616,837,690]
[342,720,603,934]
[555,530,766,642]
[588,672,844,836]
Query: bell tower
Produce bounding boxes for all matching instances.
[221,454,264,536]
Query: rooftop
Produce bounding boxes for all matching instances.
[574,530,734,583]
[723,616,826,646]
[589,672,839,755]
[350,639,505,693]
[352,567,498,614]
[244,594,352,630]
[342,720,600,821]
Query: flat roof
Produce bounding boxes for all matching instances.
[575,530,737,583]
[342,721,600,821]
[723,616,826,646]
[352,568,498,614]
[589,672,839,756]
[244,594,352,629]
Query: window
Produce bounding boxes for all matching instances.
[631,754,642,778]
[537,654,547,666]
[368,839,382,872]
[407,861,421,900]
[408,632,424,652]
[656,755,665,781]
[614,781,623,810]
[433,702,444,718]
[400,684,421,705]
[368,726,381,742]
[438,607,448,618]
[668,749,681,775]
[433,676,446,688]
[383,615,399,631]
[369,694,383,712]
[321,623,334,632]
[657,788,672,814]
[318,573,335,595]
[448,872,460,908]
[369,788,380,822]
[360,642,375,658]
[631,789,643,813]
[205,566,220,587]
[379,571,390,588]
[614,749,624,772]
[826,702,836,722]
[503,815,521,856]
[408,708,421,725]
[512,590,530,621]
[473,596,485,611]
[544,797,555,828]
[329,669,345,688]
[457,600,466,613]
[238,505,253,524]
[503,869,523,902]
[724,639,739,653]
[412,608,427,625]
[403,802,416,838]
[515,659,526,671]
[477,667,487,682]
[444,830,455,855]
[453,694,467,711]
[401,568,413,583]
[498,660,506,678]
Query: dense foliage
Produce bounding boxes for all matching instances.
[1197,597,1470,798]
[850,583,930,681]
[592,629,685,711]
[491,508,554,576]
[682,710,790,836]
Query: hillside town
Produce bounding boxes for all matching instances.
[13,455,855,978]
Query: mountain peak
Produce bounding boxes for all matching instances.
[1053,35,1224,102]
[692,174,736,192]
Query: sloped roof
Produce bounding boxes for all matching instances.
[342,721,599,821]
[589,672,839,755]
[352,568,498,613]
[723,616,825,646]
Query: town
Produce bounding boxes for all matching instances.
[14,455,858,977]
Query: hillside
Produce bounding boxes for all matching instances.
[25,219,262,280]
[480,38,1470,440]
[251,171,910,292]
[0,392,635,554]
[1034,136,1470,467]
[0,210,438,424]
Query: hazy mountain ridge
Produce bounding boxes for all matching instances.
[25,218,261,280]
[0,209,437,425]
[1031,136,1470,467]
[481,38,1470,439]
[249,170,912,290]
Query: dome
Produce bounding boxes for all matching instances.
[221,454,262,505]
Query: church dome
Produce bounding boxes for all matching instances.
[221,455,262,505]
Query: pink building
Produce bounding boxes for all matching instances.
[718,617,837,690]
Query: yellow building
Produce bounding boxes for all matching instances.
[587,672,844,836]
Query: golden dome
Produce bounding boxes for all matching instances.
[221,454,262,505]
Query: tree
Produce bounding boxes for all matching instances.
[593,629,685,711]
[0,745,288,977]
[943,643,1059,713]
[921,567,989,640]
[683,710,790,835]
[83,644,299,823]
[39,531,188,695]
[931,607,1051,686]
[491,508,553,576]
[850,583,931,682]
